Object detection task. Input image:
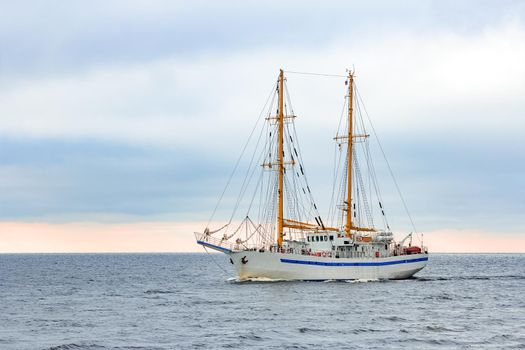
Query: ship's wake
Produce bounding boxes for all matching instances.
[227,277,381,283]
[227,277,291,283]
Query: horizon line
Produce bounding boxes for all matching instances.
[1,251,524,255]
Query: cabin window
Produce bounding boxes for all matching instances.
[316,236,319,242]
[344,240,349,245]
[324,235,328,241]
[329,235,334,241]
[307,236,310,242]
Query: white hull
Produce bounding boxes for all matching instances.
[227,250,428,281]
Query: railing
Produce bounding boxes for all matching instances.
[195,232,235,251]
[194,232,261,252]
[196,232,427,258]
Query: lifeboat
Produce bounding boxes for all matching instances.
[404,246,422,255]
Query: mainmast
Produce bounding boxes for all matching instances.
[345,71,354,237]
[277,69,285,248]
[336,71,374,235]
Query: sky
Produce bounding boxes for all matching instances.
[0,0,524,253]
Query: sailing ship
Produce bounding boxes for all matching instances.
[195,69,428,280]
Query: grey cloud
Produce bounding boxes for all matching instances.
[0,138,231,221]
[1,1,522,81]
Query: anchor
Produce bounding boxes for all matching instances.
[241,256,248,264]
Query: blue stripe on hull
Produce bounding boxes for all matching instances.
[280,256,428,267]
[196,240,233,253]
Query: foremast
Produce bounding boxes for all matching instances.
[274,69,337,248]
[345,72,354,237]
[277,69,285,248]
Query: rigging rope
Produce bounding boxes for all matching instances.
[207,71,419,250]
[284,70,347,78]
[355,84,418,234]
[207,84,276,228]
[203,246,230,275]
[354,96,389,230]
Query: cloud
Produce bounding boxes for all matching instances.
[0,1,524,248]
[1,1,521,79]
[2,19,524,143]
[0,138,229,221]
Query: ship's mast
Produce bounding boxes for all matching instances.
[277,69,285,248]
[345,71,354,237]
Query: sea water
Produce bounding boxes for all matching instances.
[1,253,524,349]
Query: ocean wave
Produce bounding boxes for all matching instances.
[350,328,384,334]
[393,337,461,346]
[383,316,407,322]
[425,293,453,301]
[45,344,106,350]
[144,289,175,294]
[425,325,461,332]
[298,327,323,333]
[415,275,525,282]
[238,334,264,341]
